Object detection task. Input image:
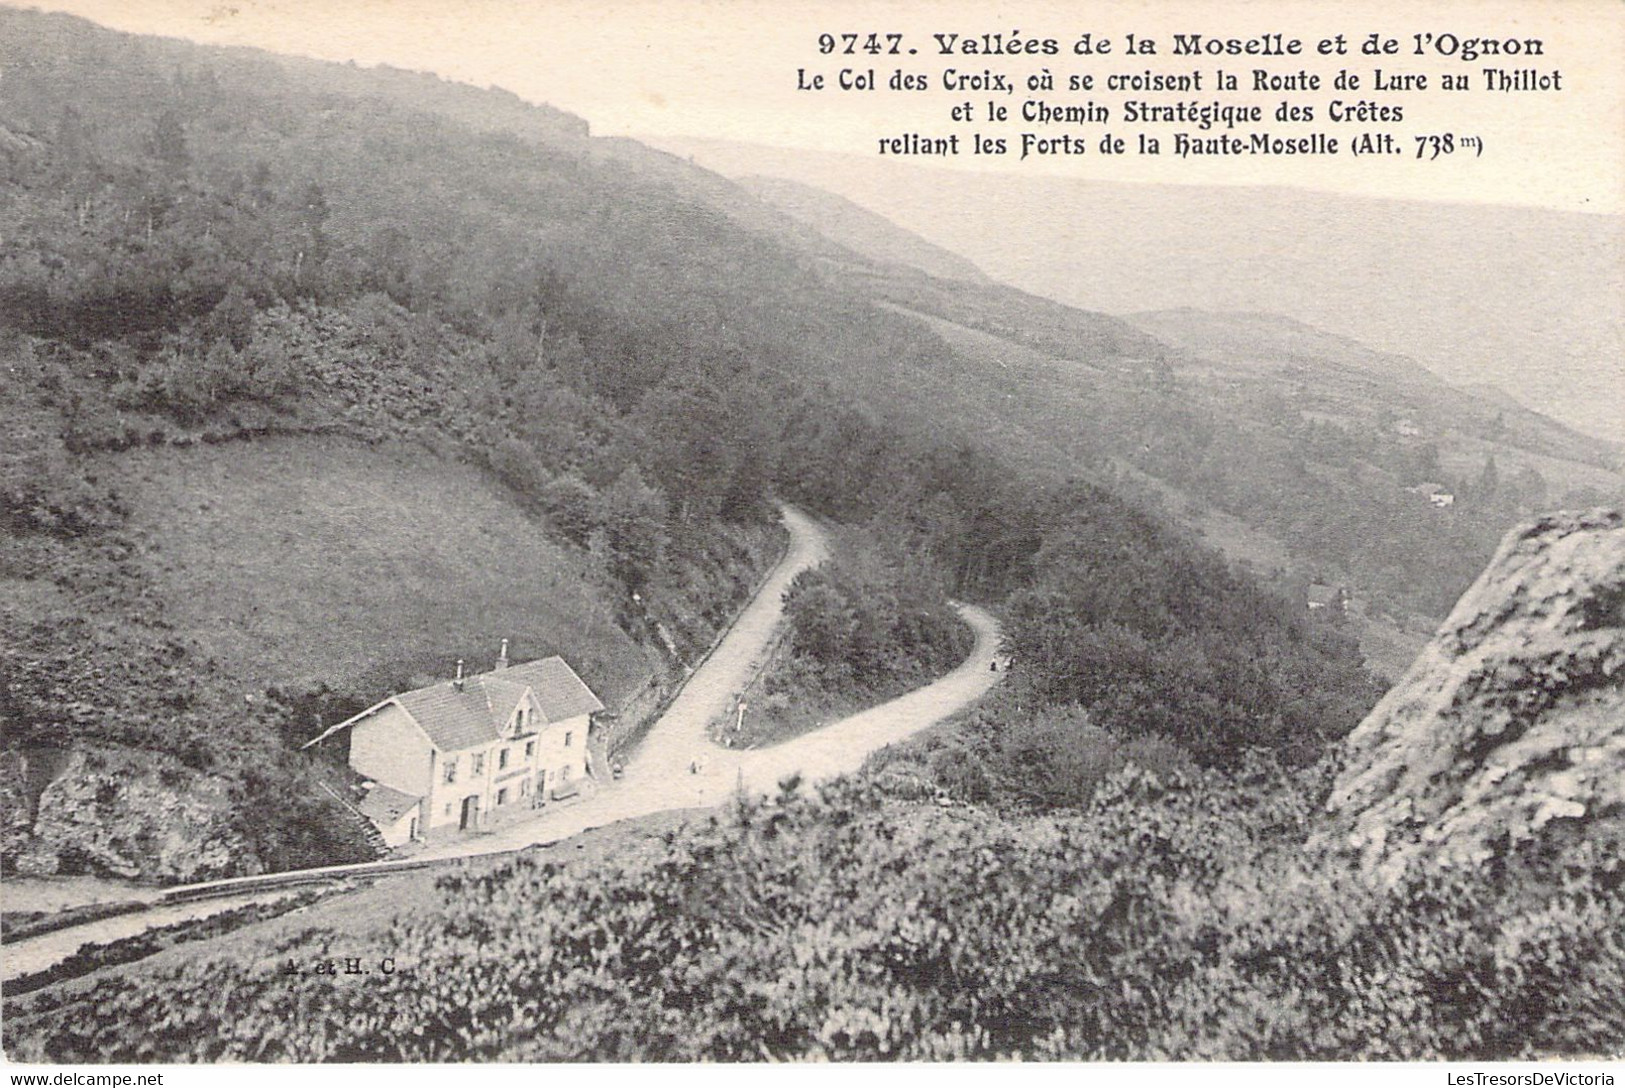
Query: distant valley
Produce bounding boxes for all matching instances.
[714,167,1625,674]
[648,136,1625,443]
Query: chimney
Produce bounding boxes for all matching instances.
[452,659,465,691]
[496,638,509,671]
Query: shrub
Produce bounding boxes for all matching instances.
[8,771,1617,1062]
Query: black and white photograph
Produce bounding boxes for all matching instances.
[1,0,1621,1070]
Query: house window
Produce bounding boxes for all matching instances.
[443,803,453,817]
[520,779,530,797]
[564,731,573,748]
[560,765,571,782]
[524,741,535,759]
[499,748,510,770]
[443,758,458,785]
[472,753,485,775]
[497,787,509,806]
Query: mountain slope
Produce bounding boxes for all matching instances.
[835,270,1624,628]
[3,8,883,878]
[103,436,655,700]
[648,137,1625,442]
[1128,309,1445,387]
[1132,309,1619,472]
[738,175,990,283]
[0,8,1381,882]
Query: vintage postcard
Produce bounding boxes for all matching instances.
[1,0,1621,1076]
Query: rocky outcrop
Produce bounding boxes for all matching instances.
[7,746,253,882]
[1319,509,1624,883]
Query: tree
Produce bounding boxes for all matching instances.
[51,106,96,193]
[294,182,329,287]
[202,283,257,352]
[242,328,300,400]
[593,466,668,590]
[784,575,858,679]
[1512,465,1548,511]
[539,474,599,545]
[148,108,189,172]
[489,305,544,382]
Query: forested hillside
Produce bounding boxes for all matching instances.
[723,170,1625,667]
[846,274,1624,630]
[2,11,1371,882]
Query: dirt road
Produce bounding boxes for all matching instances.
[410,514,1003,855]
[734,603,1002,791]
[429,605,1002,858]
[407,502,836,858]
[2,505,1005,980]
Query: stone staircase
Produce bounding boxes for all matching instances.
[317,781,390,858]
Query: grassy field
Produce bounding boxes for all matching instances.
[100,435,657,710]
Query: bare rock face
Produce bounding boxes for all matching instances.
[9,747,252,882]
[1319,509,1624,883]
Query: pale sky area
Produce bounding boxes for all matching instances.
[14,0,1625,215]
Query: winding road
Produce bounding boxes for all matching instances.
[2,505,1004,982]
[409,503,1004,856]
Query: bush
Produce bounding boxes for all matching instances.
[780,546,972,701]
[927,745,990,802]
[7,771,1618,1062]
[923,695,1199,810]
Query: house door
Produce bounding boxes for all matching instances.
[460,794,480,830]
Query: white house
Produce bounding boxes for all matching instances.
[304,643,601,845]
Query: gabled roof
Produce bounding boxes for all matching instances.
[498,656,604,721]
[483,677,531,731]
[395,675,523,753]
[356,783,419,825]
[302,655,602,754]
